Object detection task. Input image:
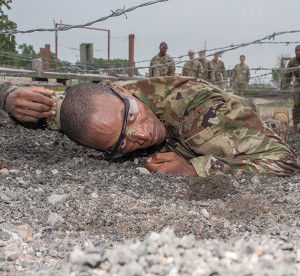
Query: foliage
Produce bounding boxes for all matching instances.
[0,0,17,63]
[17,43,39,67]
[271,68,280,86]
[92,57,140,75]
[18,43,38,57]
[49,51,72,70]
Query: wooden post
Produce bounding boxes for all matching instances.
[40,48,45,70]
[128,34,135,77]
[45,44,51,70]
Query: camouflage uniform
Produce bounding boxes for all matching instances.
[114,77,300,177]
[211,59,227,89]
[1,78,299,177]
[182,59,203,78]
[231,63,250,96]
[198,58,214,82]
[281,57,300,126]
[149,53,175,77]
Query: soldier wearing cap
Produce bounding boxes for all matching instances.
[211,52,227,89]
[198,50,214,82]
[281,45,300,131]
[231,55,250,96]
[182,49,203,78]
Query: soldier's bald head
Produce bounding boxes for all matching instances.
[60,83,114,145]
[188,49,195,59]
[199,50,205,57]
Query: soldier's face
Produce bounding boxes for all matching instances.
[159,44,168,56]
[83,88,166,156]
[188,52,195,59]
[240,56,245,63]
[199,51,205,58]
[295,46,300,59]
[213,54,219,61]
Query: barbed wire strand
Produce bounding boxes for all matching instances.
[0,0,169,36]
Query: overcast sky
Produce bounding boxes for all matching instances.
[6,0,300,81]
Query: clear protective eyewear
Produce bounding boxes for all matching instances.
[106,86,141,158]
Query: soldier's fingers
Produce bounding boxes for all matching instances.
[144,161,168,174]
[13,110,39,122]
[19,99,54,113]
[16,107,55,119]
[146,152,176,163]
[22,91,55,108]
[28,86,54,96]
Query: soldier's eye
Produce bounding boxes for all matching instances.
[128,111,135,123]
[119,138,127,151]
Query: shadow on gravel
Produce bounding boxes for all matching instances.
[178,175,236,201]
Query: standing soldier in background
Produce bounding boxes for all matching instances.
[198,50,214,82]
[149,42,175,77]
[211,52,227,89]
[231,55,250,96]
[281,45,300,131]
[182,49,203,78]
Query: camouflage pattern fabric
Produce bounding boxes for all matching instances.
[231,63,250,85]
[149,53,175,77]
[198,58,214,82]
[113,76,300,177]
[211,59,227,85]
[281,57,300,90]
[46,91,65,130]
[0,82,18,111]
[281,58,300,123]
[182,59,203,78]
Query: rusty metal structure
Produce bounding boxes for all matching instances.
[54,23,110,70]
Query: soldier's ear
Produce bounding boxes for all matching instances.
[110,83,133,96]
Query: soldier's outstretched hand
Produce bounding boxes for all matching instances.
[145,152,198,177]
[5,86,56,122]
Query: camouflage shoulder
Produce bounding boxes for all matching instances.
[0,82,17,111]
[46,91,65,131]
[166,54,174,62]
[287,57,298,67]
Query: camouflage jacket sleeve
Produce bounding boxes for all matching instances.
[281,59,294,90]
[167,56,175,76]
[149,57,155,77]
[197,61,203,79]
[221,61,227,79]
[208,61,214,81]
[246,65,250,83]
[182,62,188,76]
[231,65,237,82]
[0,82,18,111]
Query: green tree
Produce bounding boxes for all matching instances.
[17,43,38,67]
[49,51,72,70]
[18,43,38,57]
[0,0,17,63]
[93,57,139,75]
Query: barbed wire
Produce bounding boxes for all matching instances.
[0,37,298,72]
[0,0,168,36]
[0,28,299,81]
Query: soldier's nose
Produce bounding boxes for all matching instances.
[131,126,149,144]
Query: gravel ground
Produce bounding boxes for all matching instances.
[1,96,300,275]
